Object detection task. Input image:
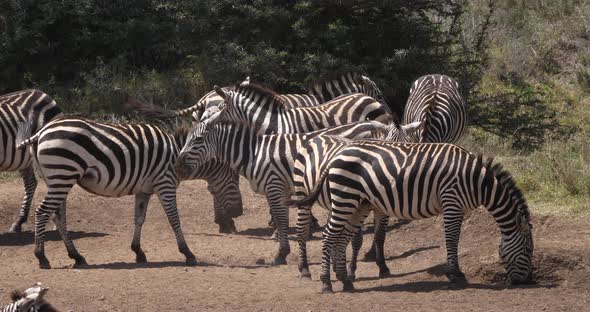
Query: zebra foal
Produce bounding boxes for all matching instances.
[18,118,196,269]
[0,283,57,312]
[0,90,63,232]
[289,139,534,292]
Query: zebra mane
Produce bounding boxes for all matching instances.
[234,83,289,108]
[381,85,406,123]
[480,155,531,220]
[212,118,271,136]
[10,289,23,301]
[418,78,441,143]
[307,70,365,91]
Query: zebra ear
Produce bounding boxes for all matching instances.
[214,85,228,100]
[240,76,250,87]
[401,120,424,134]
[204,110,223,128]
[369,120,390,133]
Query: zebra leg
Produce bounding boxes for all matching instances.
[374,213,391,278]
[347,229,362,282]
[442,205,466,284]
[319,228,335,293]
[52,201,87,267]
[9,167,38,233]
[206,167,242,234]
[154,186,197,266]
[336,208,369,292]
[361,211,380,262]
[268,192,290,265]
[34,184,74,269]
[131,193,151,263]
[296,205,312,279]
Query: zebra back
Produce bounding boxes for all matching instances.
[0,90,63,171]
[217,83,393,133]
[395,74,466,143]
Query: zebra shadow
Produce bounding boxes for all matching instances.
[69,260,224,270]
[354,263,558,292]
[0,230,108,246]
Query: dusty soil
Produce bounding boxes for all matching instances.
[0,179,589,311]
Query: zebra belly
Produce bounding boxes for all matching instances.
[77,168,153,197]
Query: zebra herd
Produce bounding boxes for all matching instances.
[1,71,534,293]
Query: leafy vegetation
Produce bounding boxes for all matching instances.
[0,0,588,214]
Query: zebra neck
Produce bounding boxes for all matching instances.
[216,126,259,176]
[481,177,519,236]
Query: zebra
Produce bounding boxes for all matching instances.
[131,82,393,229]
[125,96,242,234]
[0,90,63,233]
[288,138,534,292]
[17,118,197,269]
[357,75,468,264]
[175,112,388,265]
[0,283,57,312]
[385,74,467,143]
[211,83,392,132]
[129,71,391,122]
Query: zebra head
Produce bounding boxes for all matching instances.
[499,208,534,284]
[382,121,424,142]
[176,110,224,179]
[196,88,230,123]
[360,75,387,106]
[7,282,56,312]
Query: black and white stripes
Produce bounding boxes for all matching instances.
[19,118,196,269]
[289,139,534,292]
[386,74,467,143]
[0,283,56,312]
[0,89,63,232]
[176,117,387,265]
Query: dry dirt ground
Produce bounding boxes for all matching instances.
[1,178,589,311]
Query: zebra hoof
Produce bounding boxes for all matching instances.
[320,284,334,294]
[73,260,88,268]
[8,223,22,233]
[299,268,312,279]
[136,253,147,263]
[379,267,392,278]
[342,280,355,292]
[185,257,198,266]
[271,256,287,266]
[39,261,51,270]
[446,270,467,284]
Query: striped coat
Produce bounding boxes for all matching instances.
[0,90,63,232]
[19,118,196,269]
[289,138,534,292]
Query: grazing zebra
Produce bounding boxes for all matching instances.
[1,283,57,312]
[288,139,534,292]
[0,90,63,232]
[385,74,467,143]
[17,118,197,269]
[176,113,388,265]
[357,75,468,264]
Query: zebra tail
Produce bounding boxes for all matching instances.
[125,95,195,120]
[16,121,39,149]
[286,165,331,208]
